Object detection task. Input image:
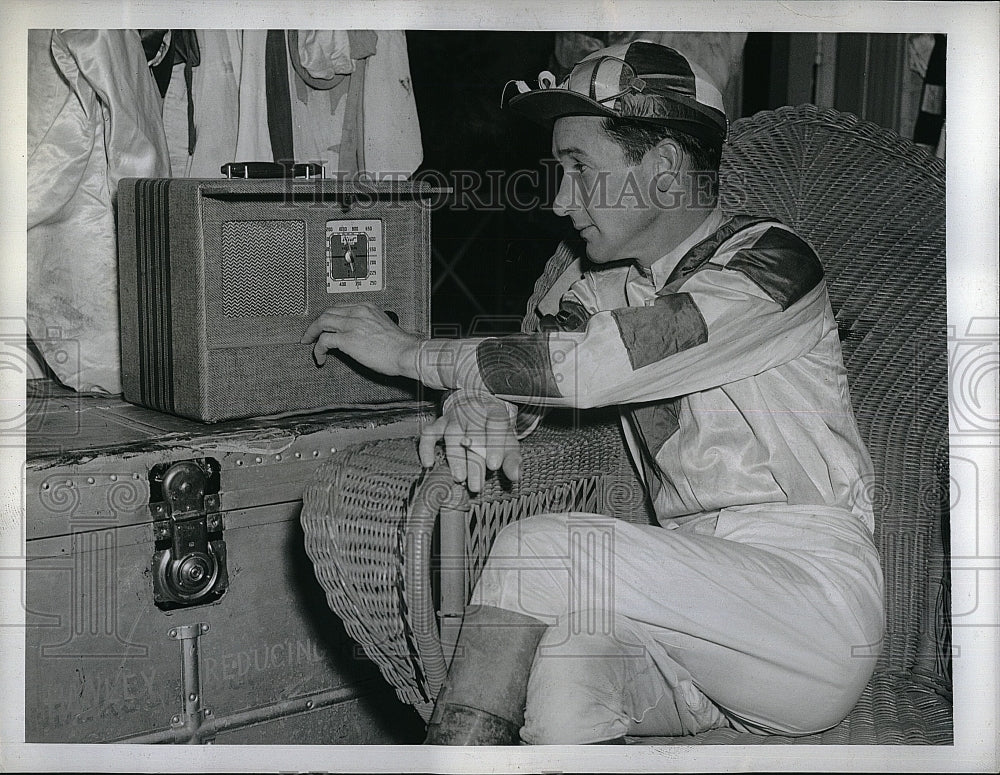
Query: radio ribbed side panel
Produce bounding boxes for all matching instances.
[135,179,174,414]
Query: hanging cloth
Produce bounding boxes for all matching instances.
[265,30,295,164]
[27,29,169,393]
[361,30,423,179]
[173,31,202,155]
[286,30,377,175]
[143,29,201,155]
[233,31,273,163]
[140,29,173,93]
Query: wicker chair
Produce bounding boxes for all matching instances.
[301,105,952,744]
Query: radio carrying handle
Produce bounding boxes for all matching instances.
[221,162,325,180]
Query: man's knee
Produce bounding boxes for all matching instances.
[520,623,640,744]
[523,654,630,743]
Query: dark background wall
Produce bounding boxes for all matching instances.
[406,32,930,336]
[407,31,567,336]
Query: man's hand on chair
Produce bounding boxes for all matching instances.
[419,391,522,493]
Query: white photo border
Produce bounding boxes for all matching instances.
[1,1,997,772]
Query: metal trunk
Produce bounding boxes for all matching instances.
[24,380,432,744]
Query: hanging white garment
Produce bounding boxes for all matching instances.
[164,30,368,176]
[27,29,169,394]
[162,30,244,178]
[293,29,356,80]
[161,30,278,176]
[287,29,373,174]
[233,30,273,164]
[362,30,423,180]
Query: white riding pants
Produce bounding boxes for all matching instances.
[467,504,885,744]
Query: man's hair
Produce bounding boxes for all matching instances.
[600,117,723,174]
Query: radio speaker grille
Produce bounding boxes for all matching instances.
[221,220,307,317]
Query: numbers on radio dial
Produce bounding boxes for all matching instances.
[325,219,384,294]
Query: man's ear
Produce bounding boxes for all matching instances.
[651,137,685,192]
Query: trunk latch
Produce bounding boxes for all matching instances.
[150,458,228,609]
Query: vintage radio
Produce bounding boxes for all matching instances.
[118,165,441,422]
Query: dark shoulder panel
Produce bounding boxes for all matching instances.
[663,215,773,291]
[725,227,824,310]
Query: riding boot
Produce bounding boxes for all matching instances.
[424,605,547,745]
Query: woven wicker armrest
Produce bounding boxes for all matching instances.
[301,411,642,721]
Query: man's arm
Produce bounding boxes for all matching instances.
[415,262,599,489]
[302,226,828,411]
[415,264,830,409]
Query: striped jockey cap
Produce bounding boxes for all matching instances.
[503,40,728,143]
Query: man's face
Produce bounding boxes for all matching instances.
[551,115,663,266]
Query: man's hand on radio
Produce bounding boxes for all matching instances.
[301,305,420,379]
[419,391,522,493]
